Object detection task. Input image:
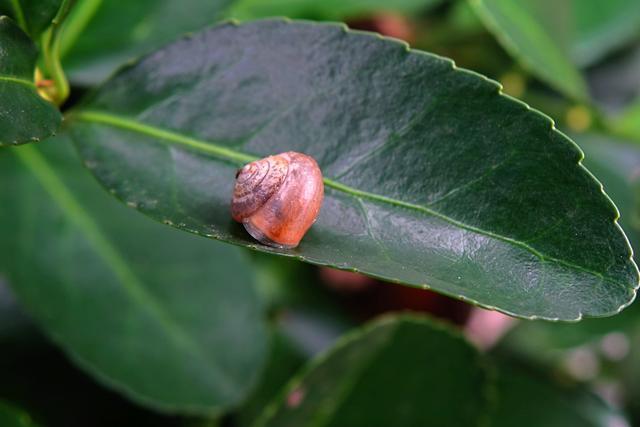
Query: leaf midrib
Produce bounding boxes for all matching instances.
[14,143,241,398]
[71,110,618,286]
[0,75,36,87]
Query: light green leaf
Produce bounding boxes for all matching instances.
[66,20,639,320]
[470,0,640,100]
[255,315,492,427]
[0,16,60,146]
[612,99,640,142]
[0,137,268,414]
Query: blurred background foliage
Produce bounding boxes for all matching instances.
[1,0,640,426]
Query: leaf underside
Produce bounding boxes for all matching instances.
[67,19,639,321]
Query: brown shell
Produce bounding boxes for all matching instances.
[230,152,324,249]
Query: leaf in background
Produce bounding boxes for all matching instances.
[59,0,235,85]
[0,401,40,427]
[67,20,639,320]
[0,0,61,37]
[578,134,640,250]
[0,137,268,414]
[0,17,60,146]
[612,99,640,142]
[236,331,307,427]
[255,315,491,427]
[0,278,35,342]
[226,0,443,21]
[470,0,640,100]
[587,44,640,113]
[570,1,640,67]
[622,328,640,422]
[490,361,629,427]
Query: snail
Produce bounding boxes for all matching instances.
[231,152,324,249]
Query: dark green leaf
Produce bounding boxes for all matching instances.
[0,401,40,427]
[499,133,640,352]
[491,361,629,427]
[237,331,307,427]
[0,0,61,37]
[0,137,268,414]
[255,314,491,427]
[0,16,60,146]
[0,278,34,342]
[66,20,639,320]
[470,0,640,100]
[59,0,235,85]
[227,0,442,21]
[622,328,640,420]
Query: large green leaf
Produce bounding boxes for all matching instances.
[0,16,60,146]
[0,137,268,414]
[66,20,639,320]
[470,0,640,100]
[227,0,442,21]
[0,401,40,427]
[0,0,61,37]
[490,361,629,427]
[59,0,235,85]
[255,315,491,427]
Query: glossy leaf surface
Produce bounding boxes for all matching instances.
[0,137,268,414]
[501,134,640,351]
[471,0,640,100]
[60,0,235,85]
[67,20,639,320]
[255,315,491,427]
[0,17,60,146]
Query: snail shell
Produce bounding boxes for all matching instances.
[231,152,324,249]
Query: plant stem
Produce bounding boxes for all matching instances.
[9,0,28,32]
[41,0,74,106]
[59,0,103,59]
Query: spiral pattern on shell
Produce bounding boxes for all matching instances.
[231,155,288,221]
[230,152,324,249]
